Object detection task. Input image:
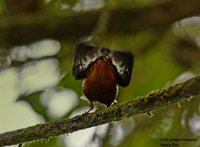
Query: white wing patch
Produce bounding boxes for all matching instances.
[111,54,126,75]
[77,49,101,71]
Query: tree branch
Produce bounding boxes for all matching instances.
[0,75,200,146]
[0,0,200,48]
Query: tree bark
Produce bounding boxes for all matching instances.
[0,75,200,146]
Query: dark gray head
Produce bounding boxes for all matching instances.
[100,48,111,57]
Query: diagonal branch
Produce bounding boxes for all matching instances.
[0,75,200,146]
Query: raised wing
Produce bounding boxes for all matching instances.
[111,51,134,87]
[72,43,134,85]
[72,43,100,79]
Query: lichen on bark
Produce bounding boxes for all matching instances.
[0,75,200,146]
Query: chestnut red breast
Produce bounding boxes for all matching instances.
[72,43,134,111]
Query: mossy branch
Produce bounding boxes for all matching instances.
[1,75,200,146]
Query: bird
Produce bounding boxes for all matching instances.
[72,43,134,112]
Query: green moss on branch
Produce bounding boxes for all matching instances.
[0,75,200,146]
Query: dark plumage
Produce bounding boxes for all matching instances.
[72,43,134,112]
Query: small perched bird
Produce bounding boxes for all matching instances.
[72,43,134,112]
